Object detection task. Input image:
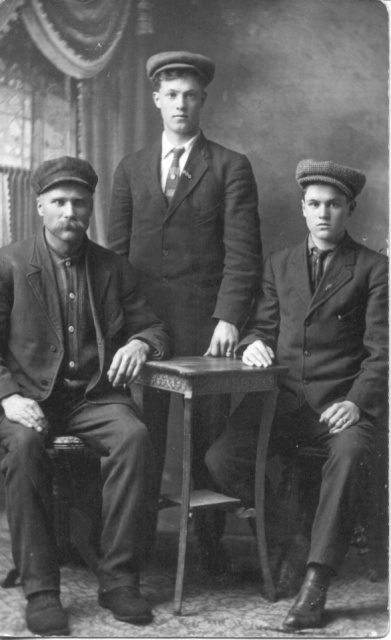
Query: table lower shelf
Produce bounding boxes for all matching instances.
[159,489,241,510]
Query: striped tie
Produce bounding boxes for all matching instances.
[164,147,185,202]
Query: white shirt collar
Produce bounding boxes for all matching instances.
[161,131,200,159]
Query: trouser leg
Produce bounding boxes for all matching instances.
[64,401,153,593]
[139,387,170,558]
[0,417,60,597]
[204,392,289,546]
[192,394,230,545]
[308,418,374,573]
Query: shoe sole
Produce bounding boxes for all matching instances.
[99,601,152,625]
[27,625,70,636]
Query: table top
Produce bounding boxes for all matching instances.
[142,356,286,378]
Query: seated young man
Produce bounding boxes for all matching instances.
[205,159,388,631]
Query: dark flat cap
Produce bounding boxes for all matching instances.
[32,156,98,195]
[146,51,215,85]
[296,159,366,199]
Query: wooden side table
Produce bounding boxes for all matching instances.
[135,356,286,614]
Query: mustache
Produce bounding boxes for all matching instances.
[55,219,87,231]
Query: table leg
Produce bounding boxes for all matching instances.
[173,391,193,615]
[255,388,278,602]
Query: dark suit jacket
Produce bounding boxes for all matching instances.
[108,132,262,355]
[0,230,171,406]
[239,234,388,422]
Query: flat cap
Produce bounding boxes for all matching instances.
[296,159,366,200]
[146,51,215,85]
[32,156,98,195]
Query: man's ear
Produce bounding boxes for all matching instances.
[37,198,44,217]
[348,200,356,216]
[301,200,307,217]
[152,91,161,110]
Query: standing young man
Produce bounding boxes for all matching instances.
[108,51,262,565]
[205,160,388,630]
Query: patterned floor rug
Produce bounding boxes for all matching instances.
[0,524,388,638]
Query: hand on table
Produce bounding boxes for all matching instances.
[108,339,151,387]
[242,340,275,368]
[204,320,239,357]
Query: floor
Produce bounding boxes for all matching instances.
[0,513,388,639]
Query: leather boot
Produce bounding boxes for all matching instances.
[282,564,330,631]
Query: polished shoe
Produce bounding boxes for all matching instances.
[99,586,153,624]
[276,533,310,599]
[26,590,69,636]
[282,565,330,631]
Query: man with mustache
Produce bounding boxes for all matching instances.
[108,52,262,568]
[205,160,388,630]
[0,156,171,635]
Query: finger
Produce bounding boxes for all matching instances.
[208,340,221,357]
[251,345,273,366]
[127,359,145,384]
[112,356,130,387]
[107,352,122,382]
[243,351,268,367]
[328,411,346,428]
[330,420,351,434]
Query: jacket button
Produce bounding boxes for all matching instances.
[49,345,56,352]
[302,379,309,385]
[162,277,169,284]
[304,350,311,357]
[163,249,169,256]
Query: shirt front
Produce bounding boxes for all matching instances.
[45,233,99,387]
[160,131,199,191]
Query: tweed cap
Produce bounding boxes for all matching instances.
[296,159,366,199]
[32,156,98,195]
[146,51,215,85]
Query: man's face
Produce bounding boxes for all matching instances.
[302,183,355,246]
[153,75,206,140]
[37,182,93,248]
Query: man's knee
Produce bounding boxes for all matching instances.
[327,425,373,469]
[0,424,46,476]
[204,437,228,484]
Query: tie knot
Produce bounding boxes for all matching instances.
[172,147,185,160]
[311,247,331,261]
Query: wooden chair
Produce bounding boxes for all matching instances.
[1,435,101,589]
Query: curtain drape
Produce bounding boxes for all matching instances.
[21,0,132,79]
[0,171,11,246]
[0,167,39,244]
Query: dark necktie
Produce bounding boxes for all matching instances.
[164,147,185,202]
[310,247,331,293]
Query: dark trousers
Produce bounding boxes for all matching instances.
[0,392,153,598]
[205,394,375,573]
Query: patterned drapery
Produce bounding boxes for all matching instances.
[21,0,133,79]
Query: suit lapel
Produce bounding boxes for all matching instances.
[140,141,167,206]
[288,241,313,306]
[307,239,356,316]
[164,133,209,221]
[26,231,63,341]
